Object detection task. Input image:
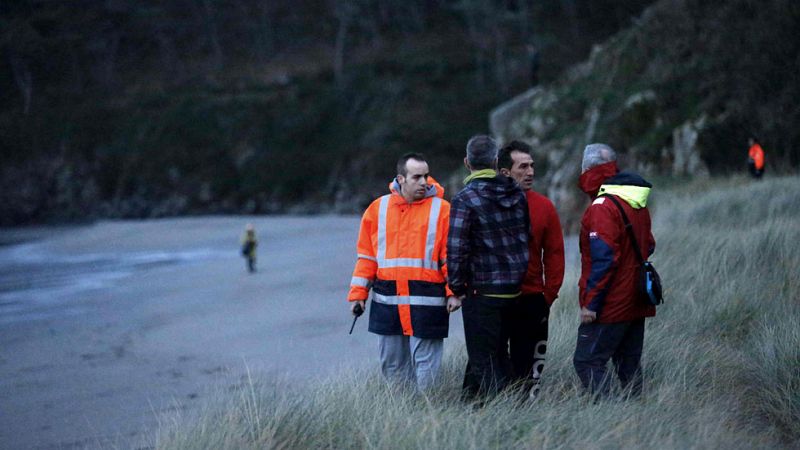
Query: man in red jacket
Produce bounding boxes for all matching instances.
[498,141,565,400]
[573,143,656,398]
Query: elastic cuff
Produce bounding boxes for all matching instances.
[449,285,466,298]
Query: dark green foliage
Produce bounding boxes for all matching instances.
[543,0,800,173]
[13,0,776,224]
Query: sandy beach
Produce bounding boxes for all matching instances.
[0,216,578,449]
[0,216,463,449]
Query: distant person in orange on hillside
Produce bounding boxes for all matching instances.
[747,137,765,179]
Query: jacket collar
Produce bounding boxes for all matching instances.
[597,170,653,208]
[389,178,438,204]
[464,169,497,185]
[598,184,651,208]
[578,161,618,198]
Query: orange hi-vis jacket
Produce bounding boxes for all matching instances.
[748,143,765,170]
[348,178,453,339]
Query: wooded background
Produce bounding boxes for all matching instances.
[1,0,797,224]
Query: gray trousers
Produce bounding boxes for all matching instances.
[378,334,443,391]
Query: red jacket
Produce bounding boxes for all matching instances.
[748,143,765,170]
[521,190,564,305]
[578,163,656,323]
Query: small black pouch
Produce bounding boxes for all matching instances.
[641,261,663,306]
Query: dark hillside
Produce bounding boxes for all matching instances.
[0,0,654,224]
[492,0,800,231]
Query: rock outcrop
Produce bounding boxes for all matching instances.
[486,0,793,230]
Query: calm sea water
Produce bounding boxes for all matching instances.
[0,242,231,324]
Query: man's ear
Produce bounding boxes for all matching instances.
[463,157,470,171]
[499,168,510,177]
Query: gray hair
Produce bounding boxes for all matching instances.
[466,135,498,169]
[581,143,617,172]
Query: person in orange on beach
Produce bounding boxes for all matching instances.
[747,137,765,179]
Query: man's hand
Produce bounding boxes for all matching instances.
[580,307,597,324]
[351,300,365,316]
[446,296,462,313]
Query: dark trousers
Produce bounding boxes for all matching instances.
[573,318,645,398]
[748,160,764,179]
[461,294,515,399]
[509,293,550,398]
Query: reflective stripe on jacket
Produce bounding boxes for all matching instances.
[348,179,452,339]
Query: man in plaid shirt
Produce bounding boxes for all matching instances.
[447,134,530,400]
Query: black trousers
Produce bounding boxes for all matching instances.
[509,293,550,398]
[748,160,764,179]
[461,294,515,399]
[573,318,645,397]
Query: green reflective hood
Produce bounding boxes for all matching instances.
[597,171,652,208]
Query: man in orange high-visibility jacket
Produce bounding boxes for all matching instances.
[348,153,460,391]
[747,137,765,179]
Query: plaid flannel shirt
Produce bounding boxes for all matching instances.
[447,175,530,297]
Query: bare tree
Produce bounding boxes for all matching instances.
[7,50,33,114]
[97,31,120,87]
[455,0,525,92]
[156,30,183,83]
[331,0,358,86]
[560,0,581,43]
[254,1,276,62]
[190,0,225,71]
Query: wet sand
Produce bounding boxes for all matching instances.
[0,216,577,449]
[0,216,434,449]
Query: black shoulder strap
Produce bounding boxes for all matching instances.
[601,194,645,264]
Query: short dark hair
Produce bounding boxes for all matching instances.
[498,140,533,170]
[397,152,427,176]
[465,135,498,169]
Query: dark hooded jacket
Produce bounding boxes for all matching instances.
[447,172,530,297]
[578,162,656,323]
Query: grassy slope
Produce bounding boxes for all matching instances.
[155,175,800,449]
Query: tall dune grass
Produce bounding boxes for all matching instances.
[155,175,800,449]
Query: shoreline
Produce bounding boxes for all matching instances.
[0,215,577,449]
[0,215,383,449]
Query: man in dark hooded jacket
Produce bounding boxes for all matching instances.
[573,143,656,397]
[448,134,530,399]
